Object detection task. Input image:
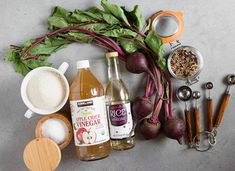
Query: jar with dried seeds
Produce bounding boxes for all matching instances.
[167,46,203,84]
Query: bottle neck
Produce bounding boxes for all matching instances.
[107,57,121,80]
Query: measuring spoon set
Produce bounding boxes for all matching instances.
[149,9,234,151]
[176,74,235,152]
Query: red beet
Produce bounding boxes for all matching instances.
[163,118,185,144]
[139,118,161,139]
[132,97,153,120]
[126,52,149,74]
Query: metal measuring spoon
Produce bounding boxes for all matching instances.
[215,74,235,128]
[192,91,201,145]
[192,91,201,107]
[205,82,214,132]
[205,82,213,98]
[192,90,216,151]
[177,86,192,102]
[226,74,235,93]
[177,86,193,147]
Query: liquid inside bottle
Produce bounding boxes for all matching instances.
[69,60,110,161]
[105,52,135,150]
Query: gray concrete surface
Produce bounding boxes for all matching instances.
[1,0,235,171]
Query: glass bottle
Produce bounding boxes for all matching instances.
[69,60,110,161]
[105,52,135,150]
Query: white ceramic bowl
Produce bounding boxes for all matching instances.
[21,62,69,118]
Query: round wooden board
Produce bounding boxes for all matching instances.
[23,138,61,171]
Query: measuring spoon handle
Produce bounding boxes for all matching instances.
[207,98,213,132]
[185,110,193,145]
[215,93,230,128]
[194,107,200,142]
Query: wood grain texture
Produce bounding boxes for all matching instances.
[215,93,230,127]
[23,138,61,171]
[185,110,193,145]
[207,99,213,132]
[194,108,200,142]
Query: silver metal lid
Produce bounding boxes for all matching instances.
[152,14,179,38]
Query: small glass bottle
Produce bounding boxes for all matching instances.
[69,60,111,161]
[105,52,135,150]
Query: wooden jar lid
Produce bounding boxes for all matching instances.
[23,138,61,171]
[35,113,73,150]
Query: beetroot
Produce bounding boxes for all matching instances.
[126,51,184,144]
[125,52,158,94]
[126,52,149,74]
[132,97,153,120]
[139,119,161,139]
[126,52,164,140]
[163,118,185,144]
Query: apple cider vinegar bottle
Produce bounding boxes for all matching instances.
[69,60,110,161]
[105,52,135,150]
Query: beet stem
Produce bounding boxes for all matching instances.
[21,22,126,61]
[165,72,174,118]
[24,55,42,61]
[164,100,170,119]
[150,98,163,122]
[154,69,163,118]
[123,23,147,37]
[150,62,164,122]
[144,74,151,98]
[148,79,155,97]
[146,69,159,97]
[10,45,21,49]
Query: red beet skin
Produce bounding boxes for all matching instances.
[139,118,161,139]
[126,52,149,74]
[163,118,185,144]
[132,97,153,120]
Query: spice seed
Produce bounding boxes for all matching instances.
[170,49,198,78]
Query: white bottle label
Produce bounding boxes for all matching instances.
[70,96,110,146]
[107,102,134,139]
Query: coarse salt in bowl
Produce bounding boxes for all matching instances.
[35,113,73,150]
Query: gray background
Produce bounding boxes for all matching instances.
[0,0,235,171]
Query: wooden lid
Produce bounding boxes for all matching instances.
[23,138,61,171]
[35,113,73,150]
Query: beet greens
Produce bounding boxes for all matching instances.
[4,0,183,144]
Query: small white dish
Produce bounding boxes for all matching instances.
[21,62,69,118]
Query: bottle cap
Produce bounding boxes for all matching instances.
[106,52,118,58]
[77,60,90,69]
